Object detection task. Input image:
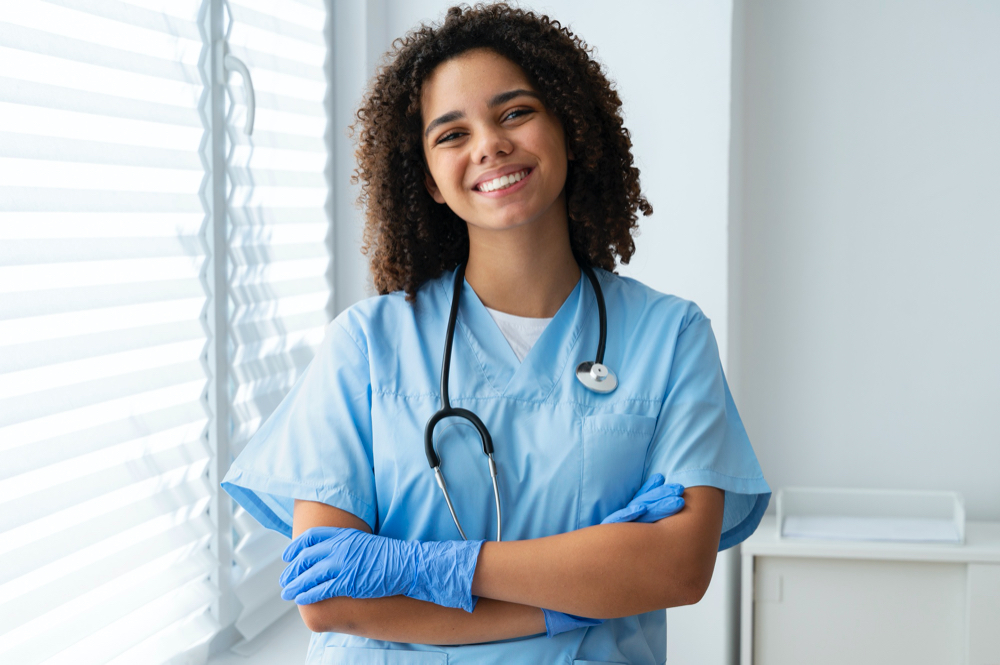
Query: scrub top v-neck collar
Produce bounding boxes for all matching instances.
[444,268,596,401]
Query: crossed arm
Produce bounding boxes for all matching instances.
[292,485,724,643]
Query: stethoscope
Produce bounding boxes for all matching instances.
[423,263,618,541]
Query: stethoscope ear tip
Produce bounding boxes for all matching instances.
[576,361,618,393]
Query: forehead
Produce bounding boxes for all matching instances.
[420,49,534,121]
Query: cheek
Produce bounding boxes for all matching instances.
[431,159,464,193]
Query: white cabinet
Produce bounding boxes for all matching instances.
[741,516,1000,665]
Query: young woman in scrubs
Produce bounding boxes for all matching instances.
[222,4,770,663]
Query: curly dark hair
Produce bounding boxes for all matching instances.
[352,2,652,300]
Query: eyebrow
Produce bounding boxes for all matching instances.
[424,89,543,138]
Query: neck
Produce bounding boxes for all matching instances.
[464,206,580,318]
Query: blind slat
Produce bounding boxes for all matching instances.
[0,518,213,639]
[230,276,330,304]
[1,479,211,584]
[0,82,203,129]
[229,130,325,152]
[0,321,205,374]
[0,186,203,213]
[230,316,326,350]
[48,0,203,40]
[0,439,210,532]
[105,609,219,665]
[227,4,325,47]
[0,552,215,664]
[0,46,201,107]
[0,131,203,169]
[0,280,205,321]
[0,237,206,264]
[0,409,206,487]
[0,16,201,78]
[45,581,216,665]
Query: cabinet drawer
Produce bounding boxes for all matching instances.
[753,557,965,665]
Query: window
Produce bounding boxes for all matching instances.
[0,1,330,660]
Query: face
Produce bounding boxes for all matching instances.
[421,49,570,235]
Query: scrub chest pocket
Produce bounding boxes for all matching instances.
[578,413,657,528]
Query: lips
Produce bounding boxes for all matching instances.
[472,165,533,192]
[476,169,532,193]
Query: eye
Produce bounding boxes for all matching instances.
[503,108,534,122]
[435,130,465,145]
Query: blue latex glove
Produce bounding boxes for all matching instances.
[279,527,483,612]
[542,474,685,637]
[601,473,685,525]
[543,610,604,637]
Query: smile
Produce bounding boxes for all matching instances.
[475,169,531,193]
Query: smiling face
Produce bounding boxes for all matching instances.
[421,48,571,238]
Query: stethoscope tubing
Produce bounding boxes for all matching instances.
[424,262,612,542]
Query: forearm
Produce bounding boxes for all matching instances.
[299,595,544,644]
[292,499,546,643]
[471,486,724,618]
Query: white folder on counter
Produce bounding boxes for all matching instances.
[776,487,965,544]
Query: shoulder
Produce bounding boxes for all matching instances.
[597,269,708,335]
[329,271,453,358]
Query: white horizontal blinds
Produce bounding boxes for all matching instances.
[224,0,331,642]
[0,1,219,663]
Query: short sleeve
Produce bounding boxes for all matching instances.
[644,311,770,551]
[221,319,376,537]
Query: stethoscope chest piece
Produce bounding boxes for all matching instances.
[576,361,618,393]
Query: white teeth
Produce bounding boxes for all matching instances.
[479,170,528,192]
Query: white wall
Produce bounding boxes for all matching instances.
[736,0,1000,520]
[331,0,386,314]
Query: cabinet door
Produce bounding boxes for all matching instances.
[967,564,1000,665]
[754,557,965,665]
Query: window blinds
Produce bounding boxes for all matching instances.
[223,0,331,644]
[0,0,332,659]
[0,1,218,663]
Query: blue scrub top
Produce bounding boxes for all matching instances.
[222,268,770,665]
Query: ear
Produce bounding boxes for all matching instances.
[424,171,446,204]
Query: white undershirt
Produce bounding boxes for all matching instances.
[484,307,553,363]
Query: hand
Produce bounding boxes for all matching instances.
[279,527,483,612]
[602,473,685,525]
[542,474,685,637]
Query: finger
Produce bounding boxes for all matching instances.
[279,555,313,589]
[282,527,322,563]
[634,473,665,497]
[279,561,297,588]
[295,578,342,606]
[282,526,349,562]
[279,539,339,587]
[601,504,647,525]
[281,557,341,601]
[639,484,685,503]
[635,496,685,523]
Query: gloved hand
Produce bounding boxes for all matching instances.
[602,473,685,525]
[279,527,483,612]
[542,474,685,637]
[543,610,604,638]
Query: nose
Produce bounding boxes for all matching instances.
[474,125,513,163]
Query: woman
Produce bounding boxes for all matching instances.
[222,4,769,663]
